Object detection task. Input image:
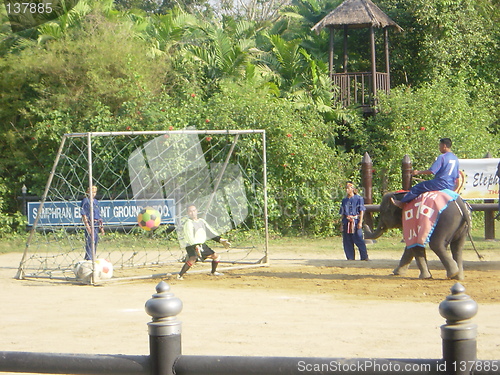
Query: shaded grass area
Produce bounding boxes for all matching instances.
[1,226,498,256]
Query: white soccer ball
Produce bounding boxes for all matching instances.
[73,259,113,282]
[94,258,114,280]
[73,260,93,282]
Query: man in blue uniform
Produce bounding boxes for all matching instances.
[393,138,459,207]
[339,182,369,261]
[81,185,104,260]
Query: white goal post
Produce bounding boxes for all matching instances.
[16,129,269,283]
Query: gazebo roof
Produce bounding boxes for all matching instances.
[312,0,403,34]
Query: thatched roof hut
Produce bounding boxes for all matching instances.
[312,0,402,112]
[312,0,402,33]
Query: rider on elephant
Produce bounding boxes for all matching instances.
[393,138,459,208]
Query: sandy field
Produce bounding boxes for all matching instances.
[1,241,499,368]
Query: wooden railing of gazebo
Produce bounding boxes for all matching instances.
[332,71,390,110]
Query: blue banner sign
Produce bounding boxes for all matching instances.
[27,199,176,226]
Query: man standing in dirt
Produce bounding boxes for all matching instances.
[81,185,104,261]
[339,182,369,261]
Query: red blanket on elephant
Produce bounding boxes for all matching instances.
[402,189,460,248]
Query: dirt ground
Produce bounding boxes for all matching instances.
[172,248,500,305]
[1,243,499,366]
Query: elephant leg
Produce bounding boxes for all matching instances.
[412,246,432,279]
[393,247,413,276]
[429,239,460,279]
[449,236,466,280]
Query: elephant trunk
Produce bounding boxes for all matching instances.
[363,223,387,239]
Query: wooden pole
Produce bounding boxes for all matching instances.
[402,155,412,191]
[384,27,390,91]
[361,152,373,230]
[343,25,348,73]
[484,152,495,240]
[370,26,377,103]
[329,27,334,80]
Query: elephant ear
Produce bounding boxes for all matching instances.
[371,192,405,233]
[393,190,408,201]
[382,192,400,206]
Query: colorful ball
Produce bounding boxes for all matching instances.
[137,207,161,231]
[94,258,113,280]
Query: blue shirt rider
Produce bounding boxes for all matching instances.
[395,138,459,206]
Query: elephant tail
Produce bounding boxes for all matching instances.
[462,199,472,225]
[460,199,485,260]
[455,198,472,236]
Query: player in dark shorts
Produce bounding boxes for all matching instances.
[177,204,230,280]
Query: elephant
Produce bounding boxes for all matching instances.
[364,191,471,280]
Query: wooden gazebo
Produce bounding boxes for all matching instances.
[312,0,402,112]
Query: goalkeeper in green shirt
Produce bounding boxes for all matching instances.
[177,204,231,280]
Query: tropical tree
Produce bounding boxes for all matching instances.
[36,0,94,43]
[380,0,500,88]
[0,13,172,212]
[131,7,200,56]
[256,33,335,116]
[353,79,497,198]
[210,0,291,22]
[279,0,340,58]
[183,18,261,94]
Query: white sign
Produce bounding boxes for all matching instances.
[28,199,176,226]
[457,158,500,200]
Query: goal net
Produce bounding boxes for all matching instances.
[16,129,269,283]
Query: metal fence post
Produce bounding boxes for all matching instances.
[439,283,478,375]
[145,281,183,375]
[484,152,495,239]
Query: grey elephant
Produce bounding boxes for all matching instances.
[364,191,471,280]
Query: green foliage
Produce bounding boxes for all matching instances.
[184,18,258,94]
[356,79,497,198]
[0,179,26,236]
[381,0,500,89]
[0,11,171,203]
[0,0,499,237]
[194,82,347,235]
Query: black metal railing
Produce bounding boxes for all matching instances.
[1,281,499,375]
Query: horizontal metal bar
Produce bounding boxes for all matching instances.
[0,352,149,375]
[365,204,380,212]
[469,203,498,211]
[64,129,265,138]
[174,356,444,375]
[2,352,499,375]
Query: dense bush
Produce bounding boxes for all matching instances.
[355,79,497,200]
[0,0,499,237]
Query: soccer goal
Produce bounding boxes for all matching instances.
[16,129,269,283]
